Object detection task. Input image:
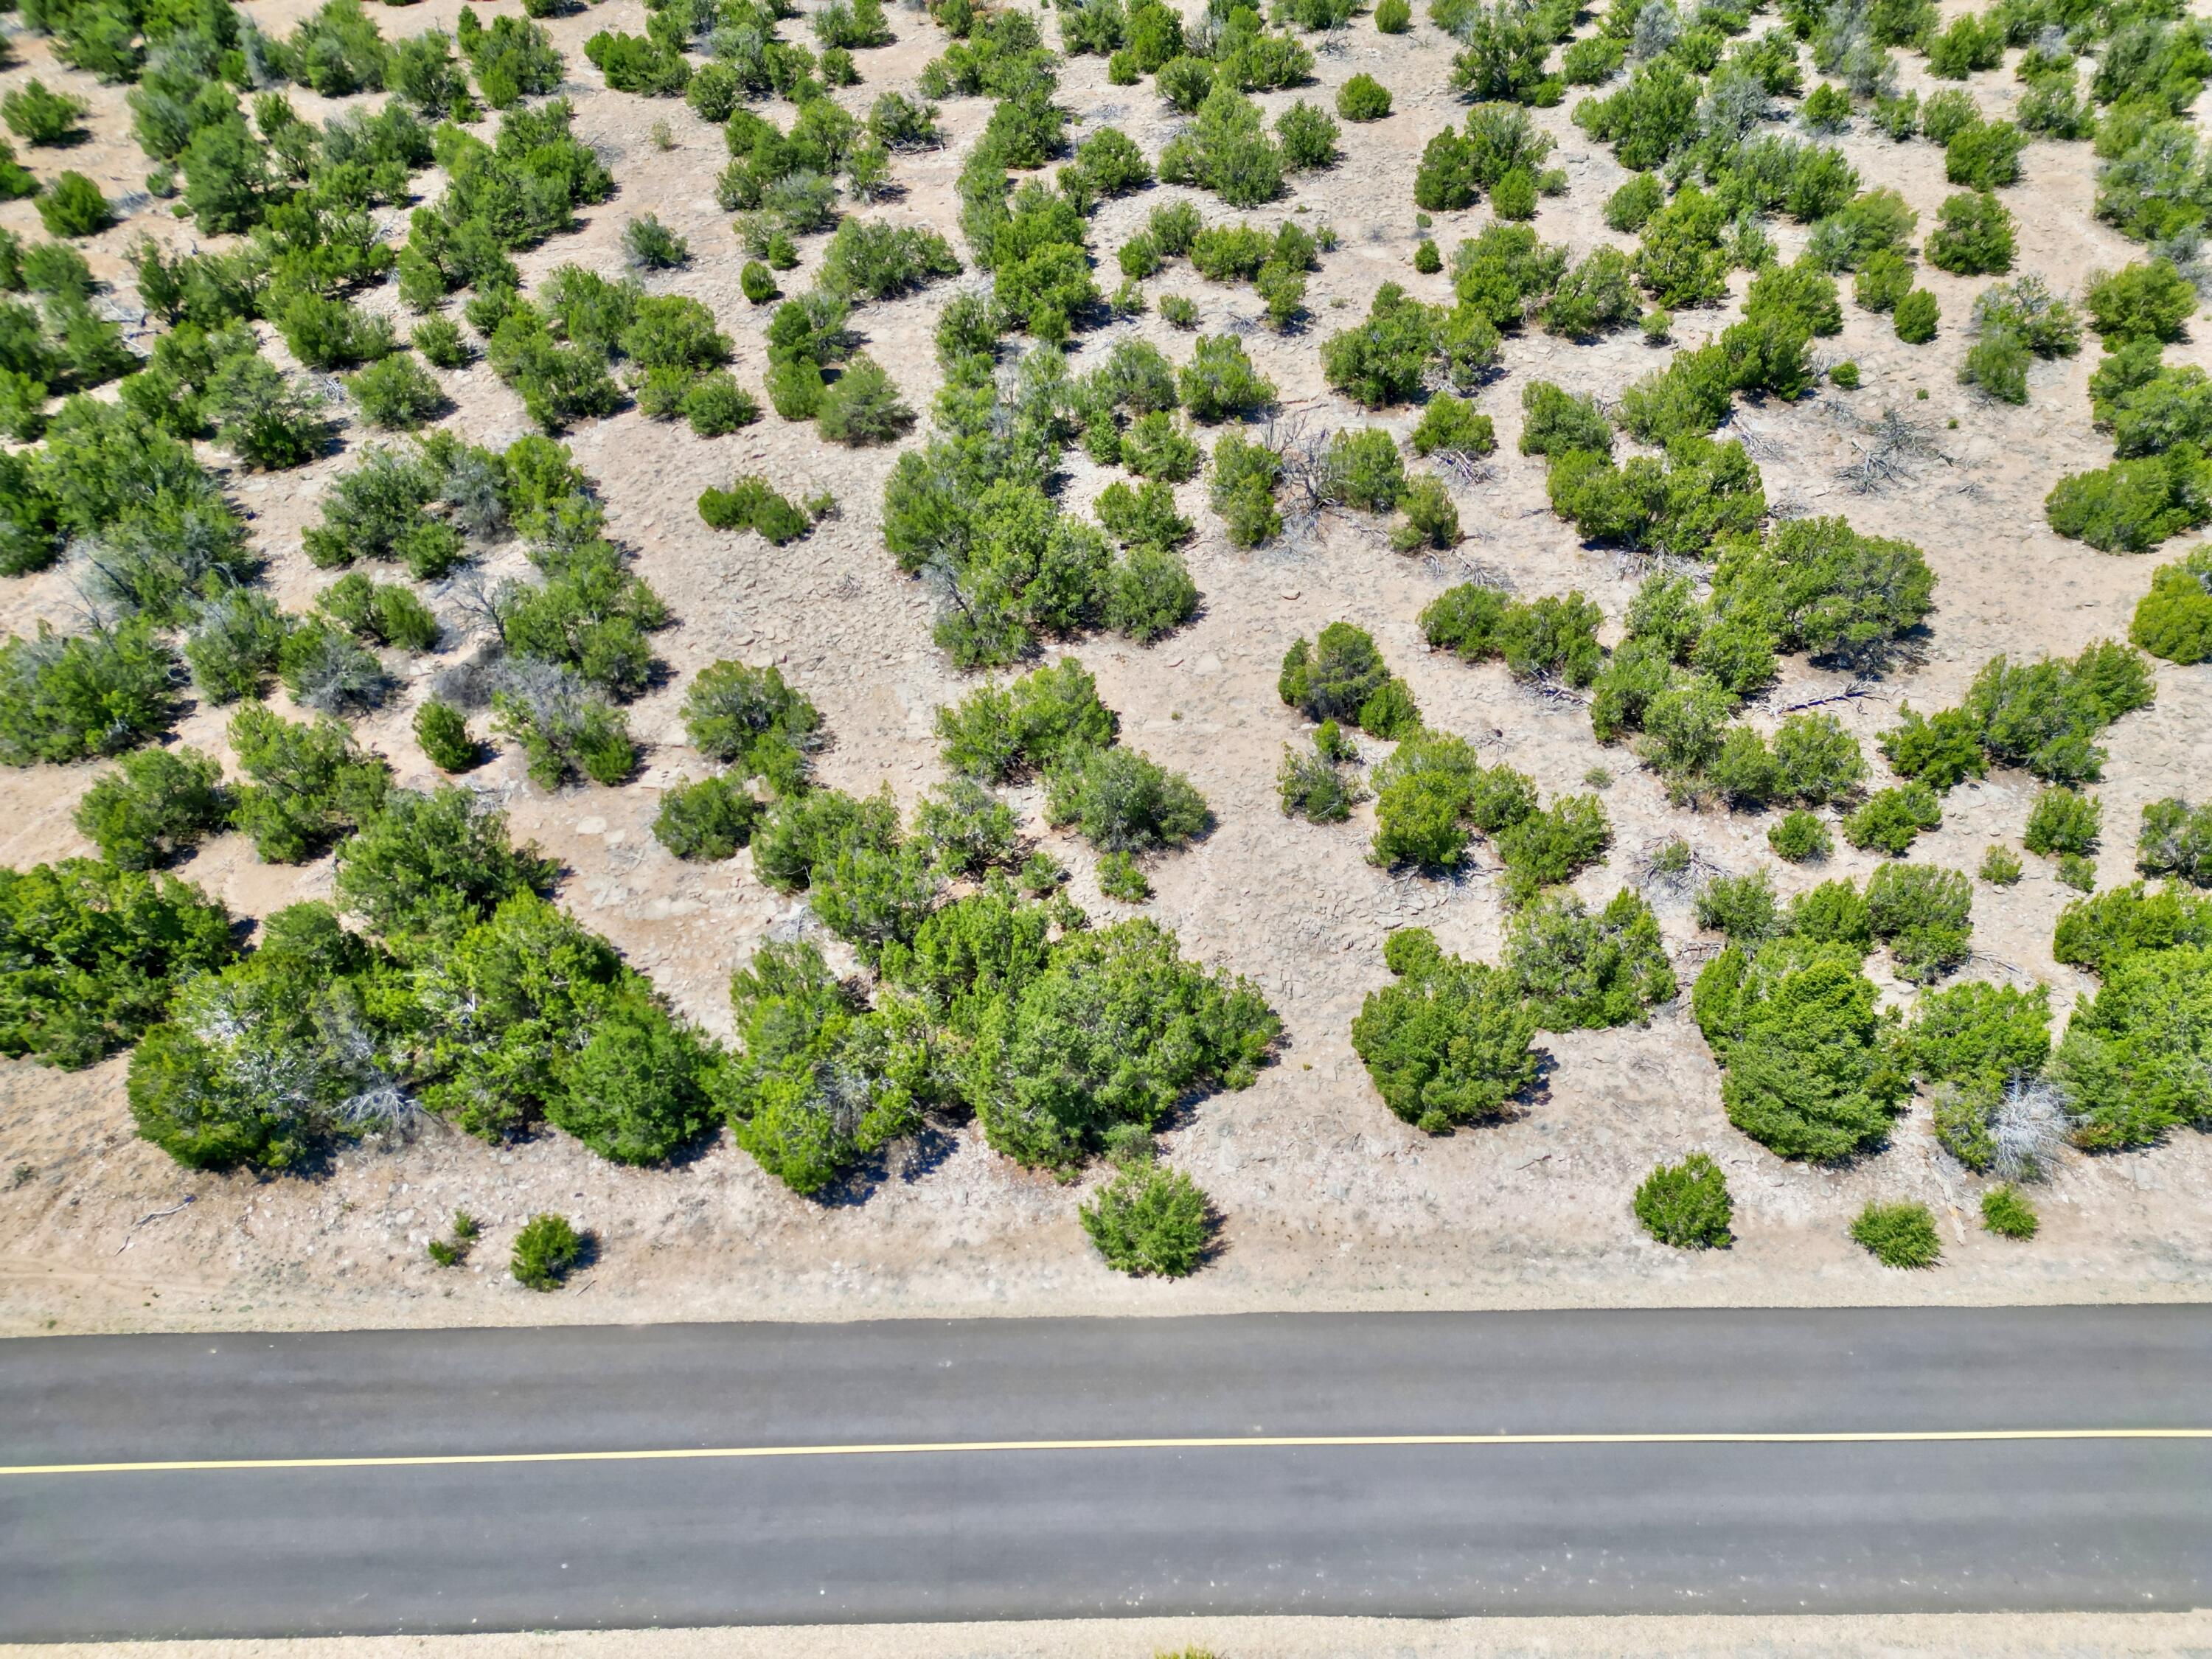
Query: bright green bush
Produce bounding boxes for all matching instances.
[1770,810,1833,863]
[1926,190,2014,275]
[1852,1201,1940,1267]
[0,858,234,1070]
[414,700,481,773]
[1505,888,1674,1029]
[2025,787,2101,858]
[512,1212,585,1289]
[0,621,180,767]
[1865,861,1972,983]
[35,172,111,240]
[1633,1152,1733,1248]
[1843,785,1941,855]
[1981,1185,2038,1239]
[653,775,760,861]
[1046,745,1209,853]
[72,748,228,872]
[1082,1161,1213,1274]
[1338,73,1391,121]
[1352,936,1540,1133]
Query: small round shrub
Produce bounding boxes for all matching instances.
[1096,849,1152,902]
[1159,293,1199,330]
[350,352,445,431]
[1337,73,1391,122]
[1850,1200,1941,1269]
[414,700,481,773]
[742,261,779,305]
[512,1212,585,1290]
[1894,288,1940,344]
[1490,168,1537,221]
[1829,361,1860,389]
[624,212,690,271]
[1277,100,1339,170]
[411,317,471,369]
[1980,1184,2038,1239]
[1413,239,1441,274]
[1979,844,2023,886]
[2056,852,2096,891]
[1375,0,1410,29]
[684,372,762,436]
[817,355,914,446]
[1081,1163,1214,1276]
[1632,1152,1733,1248]
[72,747,228,871]
[36,172,111,239]
[653,774,759,860]
[1768,810,1832,863]
[1926,191,2014,276]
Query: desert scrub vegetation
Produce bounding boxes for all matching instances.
[1633,1153,1733,1249]
[1879,641,2154,790]
[1279,623,1419,740]
[1353,928,1540,1134]
[1851,1200,1941,1269]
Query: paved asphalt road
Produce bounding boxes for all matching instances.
[3,1306,2209,1640]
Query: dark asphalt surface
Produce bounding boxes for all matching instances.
[3,1306,2208,1638]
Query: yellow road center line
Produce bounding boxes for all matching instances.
[5,1427,2211,1478]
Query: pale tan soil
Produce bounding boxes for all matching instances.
[1,0,2209,1335]
[17,1610,2212,1658]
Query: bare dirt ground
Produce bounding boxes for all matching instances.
[17,1610,2212,1659]
[2,0,2209,1335]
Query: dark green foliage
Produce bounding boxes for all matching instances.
[1519,380,1613,456]
[1692,936,1908,1159]
[1157,81,1285,208]
[1851,1200,1939,1267]
[206,355,333,470]
[1421,584,1604,687]
[1180,332,1276,421]
[1082,1162,1213,1276]
[1633,1152,1733,1248]
[1211,431,1282,547]
[1883,644,2154,789]
[1496,793,1611,904]
[349,352,445,431]
[0,621,179,767]
[1944,119,2025,191]
[1045,745,1209,853]
[1279,622,1413,734]
[1505,888,1674,1029]
[1096,849,1150,902]
[1545,434,1766,558]
[821,219,961,302]
[1353,932,1539,1133]
[0,858,234,1070]
[818,354,915,446]
[414,700,480,773]
[73,747,227,872]
[411,318,470,369]
[1542,246,1638,340]
[1709,515,1935,664]
[512,1214,583,1289]
[1410,394,1496,458]
[1926,190,2014,275]
[1694,869,1780,944]
[681,661,822,792]
[2055,937,2212,1147]
[333,787,554,947]
[2131,546,2212,664]
[1980,844,2024,886]
[2051,881,2212,976]
[1910,980,2050,1093]
[184,591,285,708]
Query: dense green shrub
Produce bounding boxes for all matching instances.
[1633,1152,1733,1248]
[2137,796,2212,885]
[653,775,761,861]
[2025,787,2101,858]
[1982,1185,2038,1238]
[1865,861,1972,982]
[0,858,234,1069]
[0,621,180,767]
[1505,888,1674,1029]
[1692,936,1907,1158]
[1046,745,1208,853]
[1843,784,1941,855]
[512,1213,584,1289]
[349,352,445,431]
[36,173,111,240]
[936,657,1116,782]
[2047,448,2212,552]
[333,787,555,947]
[1894,287,1939,342]
[1179,332,1276,421]
[1710,516,1934,665]
[1352,931,1540,1133]
[2051,881,2212,976]
[72,748,228,872]
[1082,1162,1214,1275]
[1926,190,2014,275]
[1770,810,1833,863]
[1338,72,1391,121]
[2084,260,2197,346]
[681,661,823,792]
[414,700,481,773]
[2,80,88,147]
[1851,1200,1940,1267]
[227,704,392,865]
[2053,939,2212,1147]
[698,475,816,543]
[1279,622,1413,735]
